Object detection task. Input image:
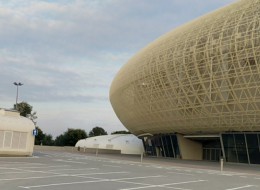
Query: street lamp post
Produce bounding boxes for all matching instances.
[13,82,23,110]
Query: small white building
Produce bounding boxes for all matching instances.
[75,134,144,155]
[0,109,35,156]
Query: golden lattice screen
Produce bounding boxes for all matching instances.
[110,0,260,135]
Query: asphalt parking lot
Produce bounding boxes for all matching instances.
[0,151,260,190]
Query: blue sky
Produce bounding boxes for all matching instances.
[0,0,236,137]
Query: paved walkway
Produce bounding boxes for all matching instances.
[84,152,260,176]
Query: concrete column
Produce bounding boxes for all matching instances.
[176,134,202,160]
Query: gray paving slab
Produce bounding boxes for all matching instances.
[0,150,259,190]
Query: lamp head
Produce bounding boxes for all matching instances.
[13,82,23,86]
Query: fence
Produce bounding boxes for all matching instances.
[34,145,121,154]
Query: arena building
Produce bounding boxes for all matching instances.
[110,0,260,164]
[0,109,35,156]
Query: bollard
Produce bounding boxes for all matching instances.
[140,153,143,163]
[96,148,99,157]
[220,158,223,172]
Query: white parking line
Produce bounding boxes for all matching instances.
[167,187,192,190]
[19,175,163,189]
[120,180,207,190]
[19,179,110,189]
[0,174,67,181]
[115,180,151,186]
[103,164,121,168]
[220,174,233,176]
[0,157,38,159]
[0,166,71,175]
[168,166,256,178]
[0,165,69,170]
[54,159,89,164]
[48,168,98,172]
[226,185,256,190]
[0,171,36,175]
[207,171,220,174]
[71,171,129,176]
[112,175,164,181]
[16,165,70,169]
[43,155,52,157]
[116,180,191,190]
[0,162,44,166]
[168,172,194,176]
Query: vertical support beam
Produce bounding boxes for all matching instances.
[257,133,260,152]
[233,134,239,162]
[220,133,226,161]
[160,136,166,157]
[169,135,176,158]
[244,133,251,164]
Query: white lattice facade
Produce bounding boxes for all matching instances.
[110,0,260,136]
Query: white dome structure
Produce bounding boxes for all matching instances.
[75,134,144,155]
[0,109,35,156]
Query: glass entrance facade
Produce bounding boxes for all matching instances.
[143,134,180,158]
[202,140,222,161]
[222,133,260,164]
[142,133,260,165]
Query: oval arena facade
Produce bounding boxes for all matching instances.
[110,0,260,164]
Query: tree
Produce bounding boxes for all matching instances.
[34,127,44,145]
[14,101,37,125]
[34,127,54,146]
[111,130,131,135]
[54,134,65,146]
[89,126,107,137]
[27,111,38,126]
[15,101,32,117]
[54,128,87,146]
[14,102,51,146]
[42,134,54,146]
